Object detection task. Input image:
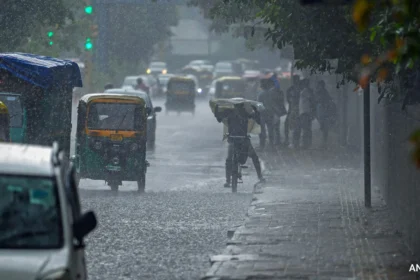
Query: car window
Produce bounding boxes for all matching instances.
[0,175,63,249]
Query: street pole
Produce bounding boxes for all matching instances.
[85,51,93,93]
[363,84,371,208]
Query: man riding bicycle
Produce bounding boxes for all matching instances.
[214,102,265,188]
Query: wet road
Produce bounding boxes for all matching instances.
[72,98,258,280]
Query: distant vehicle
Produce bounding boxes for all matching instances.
[0,142,97,280]
[235,59,260,72]
[147,61,167,75]
[157,74,176,95]
[122,76,139,89]
[208,79,217,97]
[105,88,162,149]
[165,76,196,115]
[185,74,204,96]
[188,60,213,72]
[122,75,159,97]
[213,61,235,79]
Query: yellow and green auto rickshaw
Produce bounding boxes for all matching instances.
[165,76,196,115]
[0,101,10,142]
[72,93,149,192]
[214,76,247,99]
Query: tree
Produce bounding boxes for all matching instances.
[0,0,73,52]
[189,0,378,83]
[105,2,178,75]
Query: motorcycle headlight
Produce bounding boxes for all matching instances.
[197,88,202,93]
[94,141,102,150]
[131,143,138,151]
[41,269,71,280]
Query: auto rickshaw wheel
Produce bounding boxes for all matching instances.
[137,172,146,193]
[110,184,119,192]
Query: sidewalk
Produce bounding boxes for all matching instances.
[201,146,417,280]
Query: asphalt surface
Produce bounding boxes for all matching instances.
[71,97,258,280]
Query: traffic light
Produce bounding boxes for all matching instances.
[85,6,93,14]
[85,38,93,50]
[47,31,54,46]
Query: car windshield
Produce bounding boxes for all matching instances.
[87,102,142,131]
[0,175,63,249]
[0,94,23,128]
[221,81,245,94]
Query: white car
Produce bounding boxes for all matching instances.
[0,142,97,280]
[208,79,217,97]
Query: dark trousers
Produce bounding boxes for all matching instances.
[292,113,312,149]
[259,115,276,147]
[284,113,290,144]
[319,119,329,145]
[225,139,262,183]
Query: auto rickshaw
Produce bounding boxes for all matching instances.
[0,101,10,142]
[214,76,247,99]
[165,76,196,115]
[73,93,149,192]
[196,69,213,95]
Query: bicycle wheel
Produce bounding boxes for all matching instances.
[231,149,239,193]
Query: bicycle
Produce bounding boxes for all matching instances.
[226,134,250,193]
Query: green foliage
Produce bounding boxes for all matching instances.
[0,0,73,52]
[189,0,378,82]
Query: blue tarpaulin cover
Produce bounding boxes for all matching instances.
[0,53,83,89]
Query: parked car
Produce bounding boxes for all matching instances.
[0,142,97,280]
[147,61,167,75]
[105,88,162,149]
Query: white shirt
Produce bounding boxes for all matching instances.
[299,88,312,115]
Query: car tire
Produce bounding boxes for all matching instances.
[110,183,119,192]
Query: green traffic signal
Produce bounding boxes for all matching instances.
[85,38,93,50]
[49,41,54,46]
[85,6,93,14]
[47,31,54,37]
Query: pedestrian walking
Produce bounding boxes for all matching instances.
[293,78,315,149]
[314,80,337,148]
[269,74,287,146]
[285,75,301,147]
[258,74,286,149]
